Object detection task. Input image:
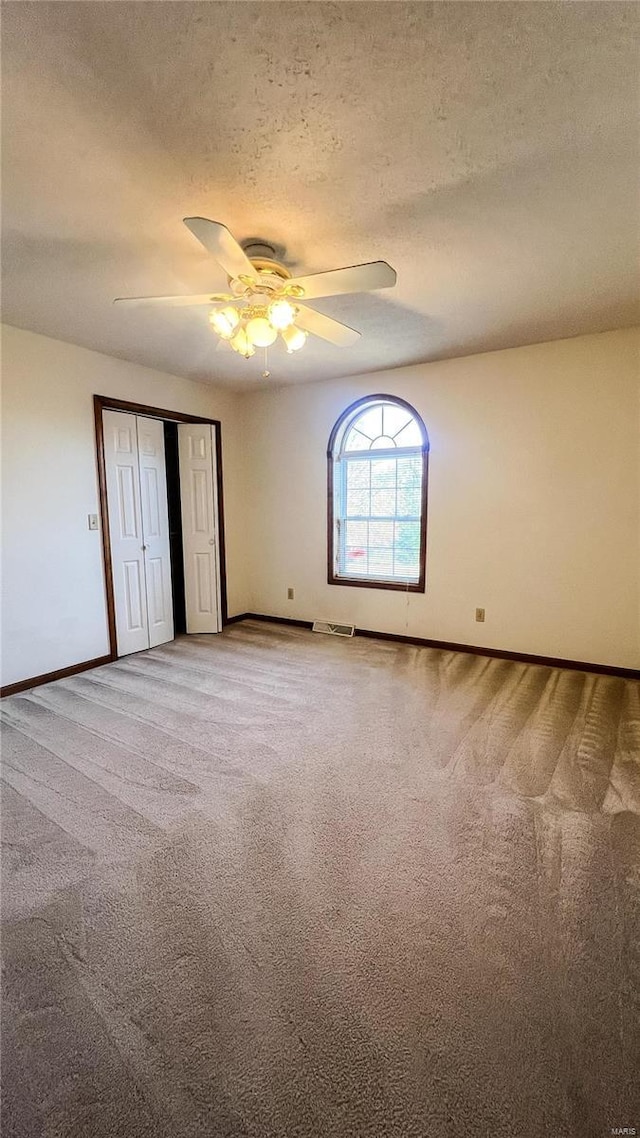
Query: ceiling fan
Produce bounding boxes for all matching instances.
[114,218,397,359]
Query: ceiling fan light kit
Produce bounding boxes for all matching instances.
[244,314,278,348]
[212,302,307,357]
[208,305,239,339]
[229,327,254,358]
[281,324,308,353]
[268,298,296,329]
[114,217,397,368]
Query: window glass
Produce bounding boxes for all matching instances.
[394,420,422,448]
[330,398,428,590]
[352,406,383,442]
[382,404,412,437]
[344,427,373,452]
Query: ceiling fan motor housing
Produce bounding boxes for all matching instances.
[231,246,292,299]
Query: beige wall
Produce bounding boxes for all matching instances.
[2,324,638,685]
[1,325,249,686]
[241,328,640,669]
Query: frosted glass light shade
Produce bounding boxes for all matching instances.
[246,317,277,347]
[268,298,296,329]
[230,327,255,356]
[281,325,307,352]
[209,305,240,339]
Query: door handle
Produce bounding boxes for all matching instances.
[208,539,214,546]
[141,544,148,551]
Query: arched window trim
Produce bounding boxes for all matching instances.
[330,394,430,457]
[327,394,429,593]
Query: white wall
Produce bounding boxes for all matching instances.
[1,325,249,686]
[3,324,638,684]
[241,328,640,669]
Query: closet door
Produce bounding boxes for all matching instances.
[137,418,174,649]
[178,423,222,634]
[103,411,149,656]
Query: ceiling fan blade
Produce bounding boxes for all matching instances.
[294,305,360,347]
[183,217,258,282]
[114,292,236,308]
[286,261,396,301]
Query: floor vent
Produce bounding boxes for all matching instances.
[312,620,355,638]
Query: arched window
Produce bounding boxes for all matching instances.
[327,395,429,591]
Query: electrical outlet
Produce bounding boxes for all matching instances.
[287,587,294,601]
[88,514,99,531]
[475,607,485,622]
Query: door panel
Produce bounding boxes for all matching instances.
[142,468,160,536]
[123,560,145,632]
[117,466,138,537]
[137,417,174,649]
[195,553,214,614]
[103,411,149,655]
[146,558,166,631]
[191,469,209,533]
[178,424,222,633]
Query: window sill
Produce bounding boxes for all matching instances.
[328,573,425,593]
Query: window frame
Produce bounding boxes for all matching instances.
[327,394,429,593]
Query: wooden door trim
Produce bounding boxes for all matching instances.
[94,395,229,660]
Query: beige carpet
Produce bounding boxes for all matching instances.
[1,619,639,1138]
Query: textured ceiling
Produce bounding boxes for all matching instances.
[2,1,639,388]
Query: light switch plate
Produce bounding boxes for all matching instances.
[88,514,99,531]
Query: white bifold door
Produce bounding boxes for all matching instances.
[103,411,174,655]
[178,423,223,634]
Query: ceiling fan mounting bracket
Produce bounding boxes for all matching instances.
[241,237,282,261]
